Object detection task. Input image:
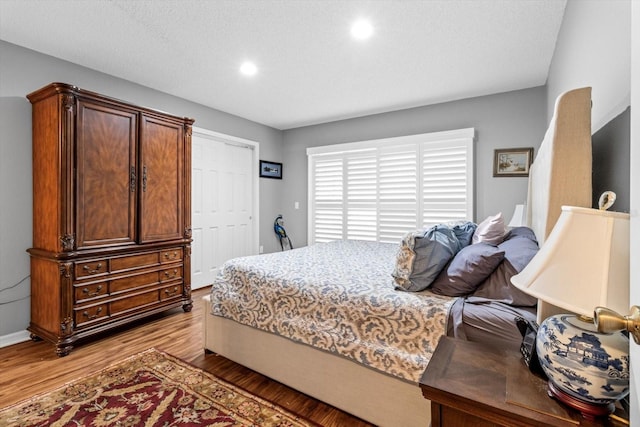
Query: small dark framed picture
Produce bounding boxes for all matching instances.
[259,160,283,179]
[493,148,534,177]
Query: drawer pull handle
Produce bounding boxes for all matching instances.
[82,307,103,320]
[164,251,178,259]
[82,285,103,297]
[82,263,103,274]
[164,269,178,279]
[164,287,178,296]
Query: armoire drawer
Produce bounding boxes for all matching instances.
[110,271,160,294]
[160,266,183,283]
[160,248,183,264]
[160,284,183,300]
[75,259,108,278]
[74,282,108,302]
[110,289,160,315]
[111,252,160,272]
[74,303,108,327]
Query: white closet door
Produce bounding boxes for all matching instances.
[191,130,257,290]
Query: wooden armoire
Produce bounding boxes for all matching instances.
[27,83,194,356]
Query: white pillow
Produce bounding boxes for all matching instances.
[472,212,506,245]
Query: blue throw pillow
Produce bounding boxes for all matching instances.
[450,221,478,248]
[431,243,505,296]
[468,227,539,306]
[392,225,462,292]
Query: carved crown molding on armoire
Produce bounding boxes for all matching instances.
[27,83,195,356]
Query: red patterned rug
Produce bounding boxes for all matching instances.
[0,348,316,426]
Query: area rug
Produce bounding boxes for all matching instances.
[0,348,316,427]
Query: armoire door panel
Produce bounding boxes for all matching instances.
[139,115,184,243]
[76,100,137,248]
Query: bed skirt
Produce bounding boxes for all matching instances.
[202,295,430,427]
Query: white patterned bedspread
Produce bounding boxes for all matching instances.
[209,240,456,383]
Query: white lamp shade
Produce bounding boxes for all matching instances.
[508,204,526,227]
[511,206,629,317]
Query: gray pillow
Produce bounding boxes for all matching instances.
[503,226,538,244]
[468,228,539,306]
[431,243,505,297]
[392,225,462,292]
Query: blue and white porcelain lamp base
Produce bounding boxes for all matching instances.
[536,314,629,420]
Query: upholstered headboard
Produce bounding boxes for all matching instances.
[527,87,593,246]
[525,87,593,321]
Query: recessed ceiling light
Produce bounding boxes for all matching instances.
[240,61,257,76]
[351,19,373,40]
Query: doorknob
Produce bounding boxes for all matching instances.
[594,305,640,344]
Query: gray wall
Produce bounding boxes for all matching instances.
[0,40,284,340]
[280,87,547,247]
[0,96,32,339]
[546,0,630,133]
[543,0,631,214]
[591,107,630,212]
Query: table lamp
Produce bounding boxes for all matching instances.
[510,203,630,419]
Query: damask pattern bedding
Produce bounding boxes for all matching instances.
[209,240,456,383]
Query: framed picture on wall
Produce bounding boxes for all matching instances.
[260,160,283,179]
[493,148,534,177]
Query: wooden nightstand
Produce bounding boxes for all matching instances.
[420,337,628,427]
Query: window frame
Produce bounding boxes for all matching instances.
[307,128,475,244]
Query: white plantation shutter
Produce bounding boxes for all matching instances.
[346,153,377,241]
[422,140,473,225]
[307,129,474,244]
[379,145,418,242]
[311,155,344,242]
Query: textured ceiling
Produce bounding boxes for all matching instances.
[0,0,567,130]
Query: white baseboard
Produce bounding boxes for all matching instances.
[0,330,30,348]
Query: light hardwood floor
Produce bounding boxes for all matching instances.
[0,288,373,426]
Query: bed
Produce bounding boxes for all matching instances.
[202,87,593,427]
